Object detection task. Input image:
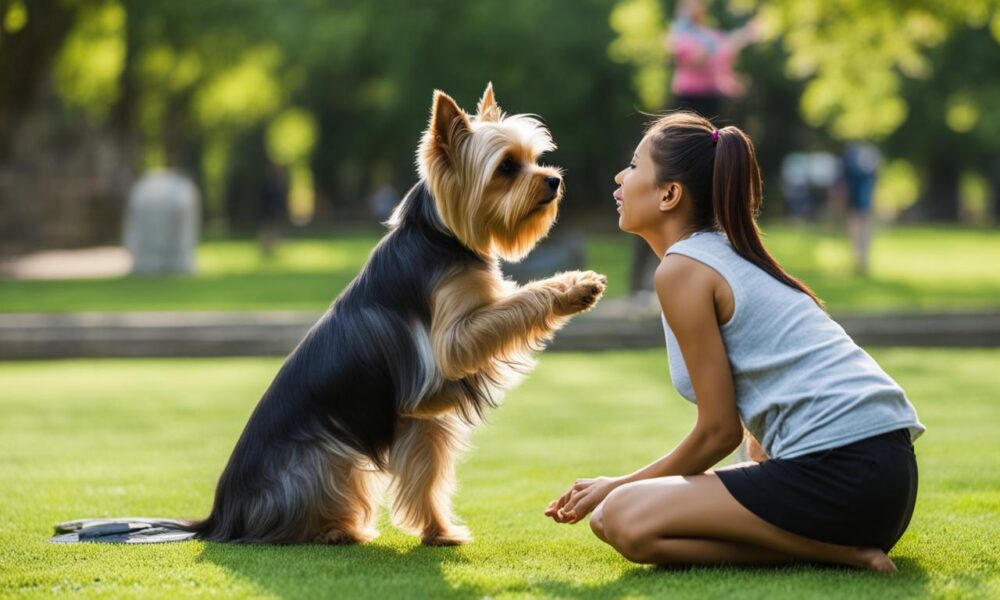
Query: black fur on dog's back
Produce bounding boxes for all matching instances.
[187,182,494,542]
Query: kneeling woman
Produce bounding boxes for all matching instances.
[545,113,924,572]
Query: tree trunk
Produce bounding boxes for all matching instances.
[991,161,1000,225]
[919,164,960,221]
[0,0,77,158]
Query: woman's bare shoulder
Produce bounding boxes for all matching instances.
[655,254,733,325]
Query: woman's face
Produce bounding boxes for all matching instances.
[613,135,665,234]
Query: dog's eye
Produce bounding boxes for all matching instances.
[497,158,517,176]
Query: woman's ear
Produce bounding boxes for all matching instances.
[658,181,684,212]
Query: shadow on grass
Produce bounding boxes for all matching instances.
[197,538,930,599]
[525,556,931,598]
[196,539,485,598]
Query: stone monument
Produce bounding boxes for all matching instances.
[123,170,199,275]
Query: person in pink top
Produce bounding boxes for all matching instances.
[630,0,761,298]
[666,0,760,120]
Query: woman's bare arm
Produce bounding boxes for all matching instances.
[620,254,744,480]
[546,255,744,523]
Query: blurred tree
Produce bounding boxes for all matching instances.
[608,0,670,111]
[53,0,126,123]
[80,0,637,227]
[11,0,1000,244]
[0,0,82,157]
[885,25,1000,221]
[116,0,296,220]
[608,0,1000,222]
[758,0,1000,221]
[288,0,637,221]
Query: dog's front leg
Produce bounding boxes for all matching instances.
[389,414,473,545]
[431,269,606,380]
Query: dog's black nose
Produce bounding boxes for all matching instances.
[545,176,561,191]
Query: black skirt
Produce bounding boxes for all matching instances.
[716,428,918,552]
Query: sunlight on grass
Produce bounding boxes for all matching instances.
[196,234,376,275]
[0,225,997,313]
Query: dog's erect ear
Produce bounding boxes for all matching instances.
[476,82,501,122]
[430,90,471,150]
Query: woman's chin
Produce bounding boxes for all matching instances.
[617,214,629,233]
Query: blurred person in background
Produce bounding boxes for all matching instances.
[259,159,288,258]
[840,142,881,275]
[367,163,400,224]
[630,0,762,300]
[666,0,761,119]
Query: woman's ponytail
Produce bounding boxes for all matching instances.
[645,112,823,307]
[712,127,823,306]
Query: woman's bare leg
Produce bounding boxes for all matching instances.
[591,498,793,564]
[593,473,895,572]
[593,508,793,564]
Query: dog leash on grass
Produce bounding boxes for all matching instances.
[50,517,196,544]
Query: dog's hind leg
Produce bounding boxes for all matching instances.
[389,414,472,545]
[315,449,386,545]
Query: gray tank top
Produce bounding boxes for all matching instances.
[661,230,925,459]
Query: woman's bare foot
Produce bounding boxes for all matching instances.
[856,547,897,572]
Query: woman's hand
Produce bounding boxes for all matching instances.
[545,476,624,524]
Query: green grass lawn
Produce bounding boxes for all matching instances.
[1,349,997,598]
[1,225,999,314]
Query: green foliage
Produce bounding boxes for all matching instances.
[187,44,287,211]
[761,0,1000,141]
[13,0,1000,222]
[1,349,999,597]
[959,171,991,223]
[2,0,27,33]
[136,44,203,168]
[193,45,284,131]
[765,2,915,139]
[53,0,126,122]
[267,108,319,222]
[945,92,980,134]
[608,0,669,110]
[885,22,1000,185]
[873,160,920,219]
[47,0,637,221]
[266,108,317,167]
[601,0,1000,218]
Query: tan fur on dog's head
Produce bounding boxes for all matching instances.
[417,83,563,262]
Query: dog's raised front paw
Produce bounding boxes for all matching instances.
[552,270,607,316]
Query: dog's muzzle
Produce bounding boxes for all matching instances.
[539,176,562,205]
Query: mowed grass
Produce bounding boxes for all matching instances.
[1,349,998,598]
[1,225,999,313]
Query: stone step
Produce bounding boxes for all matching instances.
[1,308,998,360]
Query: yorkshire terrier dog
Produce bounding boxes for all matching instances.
[187,84,606,545]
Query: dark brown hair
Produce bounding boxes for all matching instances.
[645,112,823,306]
